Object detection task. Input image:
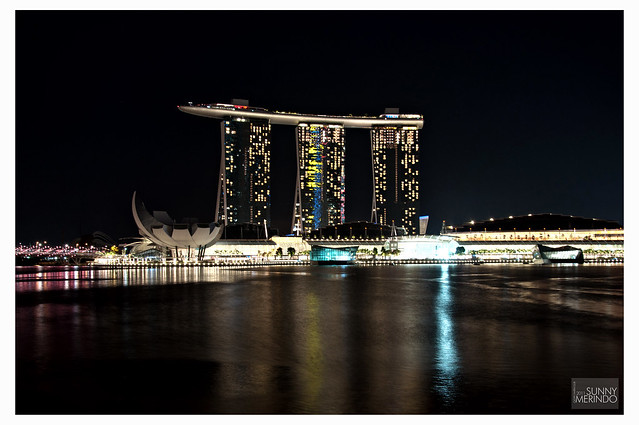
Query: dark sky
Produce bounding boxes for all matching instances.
[15,10,624,245]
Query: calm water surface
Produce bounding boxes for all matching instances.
[15,264,623,414]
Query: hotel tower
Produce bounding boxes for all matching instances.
[371,117,420,234]
[178,102,423,235]
[215,101,271,226]
[292,124,346,235]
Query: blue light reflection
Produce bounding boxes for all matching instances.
[434,264,459,405]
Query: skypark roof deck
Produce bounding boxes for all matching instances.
[178,103,424,129]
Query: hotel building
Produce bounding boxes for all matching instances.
[442,213,624,260]
[371,120,420,234]
[217,116,271,226]
[178,102,424,234]
[292,124,346,235]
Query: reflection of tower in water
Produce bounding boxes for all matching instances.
[434,264,459,405]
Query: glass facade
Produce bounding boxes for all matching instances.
[293,124,346,234]
[310,245,358,263]
[533,244,585,263]
[217,118,271,226]
[371,126,420,234]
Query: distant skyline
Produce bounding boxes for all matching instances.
[15,10,624,244]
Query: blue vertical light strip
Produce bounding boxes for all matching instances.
[311,126,323,230]
[435,264,459,406]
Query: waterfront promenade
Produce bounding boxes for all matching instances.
[19,257,622,272]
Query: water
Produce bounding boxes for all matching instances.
[15,264,623,414]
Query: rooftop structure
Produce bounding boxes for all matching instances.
[306,221,406,241]
[444,213,622,234]
[178,103,424,129]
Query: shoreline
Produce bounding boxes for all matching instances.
[15,257,623,272]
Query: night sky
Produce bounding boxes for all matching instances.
[15,10,624,245]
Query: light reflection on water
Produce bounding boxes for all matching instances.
[16,264,623,414]
[434,265,458,405]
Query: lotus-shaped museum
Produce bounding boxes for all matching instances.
[132,191,223,257]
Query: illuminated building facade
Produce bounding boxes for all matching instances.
[292,124,346,235]
[371,123,420,234]
[216,117,271,226]
[442,214,623,261]
[178,102,424,235]
[309,245,358,265]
